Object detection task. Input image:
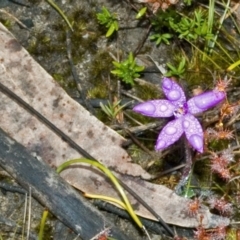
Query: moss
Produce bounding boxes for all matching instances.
[89,51,113,79]
[153,174,180,190]
[87,51,115,98]
[87,84,108,99]
[139,45,153,55]
[25,2,106,95]
[0,18,13,29]
[134,82,161,101]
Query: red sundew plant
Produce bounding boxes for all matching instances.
[194,219,227,240]
[186,197,202,216]
[209,226,227,240]
[193,220,211,240]
[207,195,233,216]
[209,150,234,181]
[205,128,234,141]
[215,78,231,93]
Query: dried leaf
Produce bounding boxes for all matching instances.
[0,23,229,228]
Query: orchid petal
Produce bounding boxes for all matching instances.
[133,100,175,117]
[182,114,203,153]
[155,118,184,151]
[162,77,186,105]
[187,90,225,114]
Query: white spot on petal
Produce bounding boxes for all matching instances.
[168,90,181,101]
[160,105,167,111]
[165,126,177,135]
[183,120,190,128]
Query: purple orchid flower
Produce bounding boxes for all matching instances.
[133,77,226,153]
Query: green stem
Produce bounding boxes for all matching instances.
[186,39,222,69]
[56,158,143,228]
[45,0,73,32]
[207,0,231,55]
[38,209,49,240]
[84,193,127,209]
[227,59,240,71]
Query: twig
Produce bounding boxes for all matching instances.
[66,31,94,112]
[0,182,27,194]
[124,128,155,158]
[22,192,28,239]
[134,24,152,56]
[0,9,28,29]
[121,89,144,103]
[26,187,32,240]
[151,164,186,180]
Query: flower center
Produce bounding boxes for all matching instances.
[173,102,188,118]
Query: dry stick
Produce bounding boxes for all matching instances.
[151,164,186,180]
[22,192,28,239]
[66,31,94,113]
[134,24,152,56]
[0,9,29,29]
[26,187,32,240]
[0,82,174,237]
[6,0,30,8]
[124,128,155,158]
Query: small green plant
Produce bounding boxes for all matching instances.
[149,33,172,45]
[100,100,128,121]
[136,7,147,19]
[111,52,144,85]
[165,57,187,78]
[169,9,213,42]
[96,6,119,37]
[184,0,192,6]
[149,9,178,46]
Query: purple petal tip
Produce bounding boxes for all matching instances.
[162,77,172,90]
[155,139,166,151]
[189,134,203,153]
[192,91,225,111]
[133,102,156,115]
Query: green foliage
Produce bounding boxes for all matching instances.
[96,6,119,37]
[169,9,213,42]
[111,52,144,86]
[136,7,147,19]
[184,0,192,6]
[150,9,176,46]
[149,33,172,45]
[151,9,176,28]
[100,100,127,121]
[165,57,187,78]
[150,8,214,47]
